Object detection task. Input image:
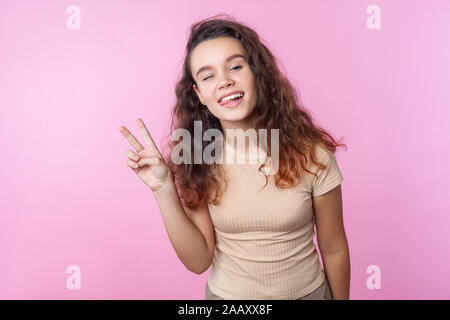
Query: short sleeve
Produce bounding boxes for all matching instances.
[311,145,344,197]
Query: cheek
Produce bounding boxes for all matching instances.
[197,86,213,101]
[242,72,256,91]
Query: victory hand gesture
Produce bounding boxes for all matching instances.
[119,119,173,194]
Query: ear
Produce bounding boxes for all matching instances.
[193,84,205,104]
[193,84,200,96]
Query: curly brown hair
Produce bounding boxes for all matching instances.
[161,13,347,210]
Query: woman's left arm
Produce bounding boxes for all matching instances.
[313,184,351,300]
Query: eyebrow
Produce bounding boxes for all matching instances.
[196,53,246,78]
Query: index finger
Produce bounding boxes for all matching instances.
[118,125,145,153]
[136,118,163,157]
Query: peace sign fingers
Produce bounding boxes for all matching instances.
[136,118,163,158]
[119,124,145,153]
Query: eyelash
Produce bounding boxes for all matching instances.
[202,65,243,81]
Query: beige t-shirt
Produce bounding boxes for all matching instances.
[206,140,344,299]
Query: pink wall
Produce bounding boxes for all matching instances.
[1,0,449,299]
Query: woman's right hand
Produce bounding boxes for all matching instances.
[119,118,173,194]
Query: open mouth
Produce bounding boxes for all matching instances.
[218,92,245,107]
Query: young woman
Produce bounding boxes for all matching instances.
[119,14,350,300]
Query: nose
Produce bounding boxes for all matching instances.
[219,77,234,89]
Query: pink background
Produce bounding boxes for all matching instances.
[1,0,449,299]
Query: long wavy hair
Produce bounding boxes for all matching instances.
[161,14,347,210]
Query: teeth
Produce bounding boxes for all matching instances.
[220,92,243,103]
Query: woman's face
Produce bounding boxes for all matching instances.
[190,36,258,132]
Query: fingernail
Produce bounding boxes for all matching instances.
[134,155,139,160]
[133,163,138,168]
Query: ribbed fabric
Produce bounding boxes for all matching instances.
[206,139,344,299]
